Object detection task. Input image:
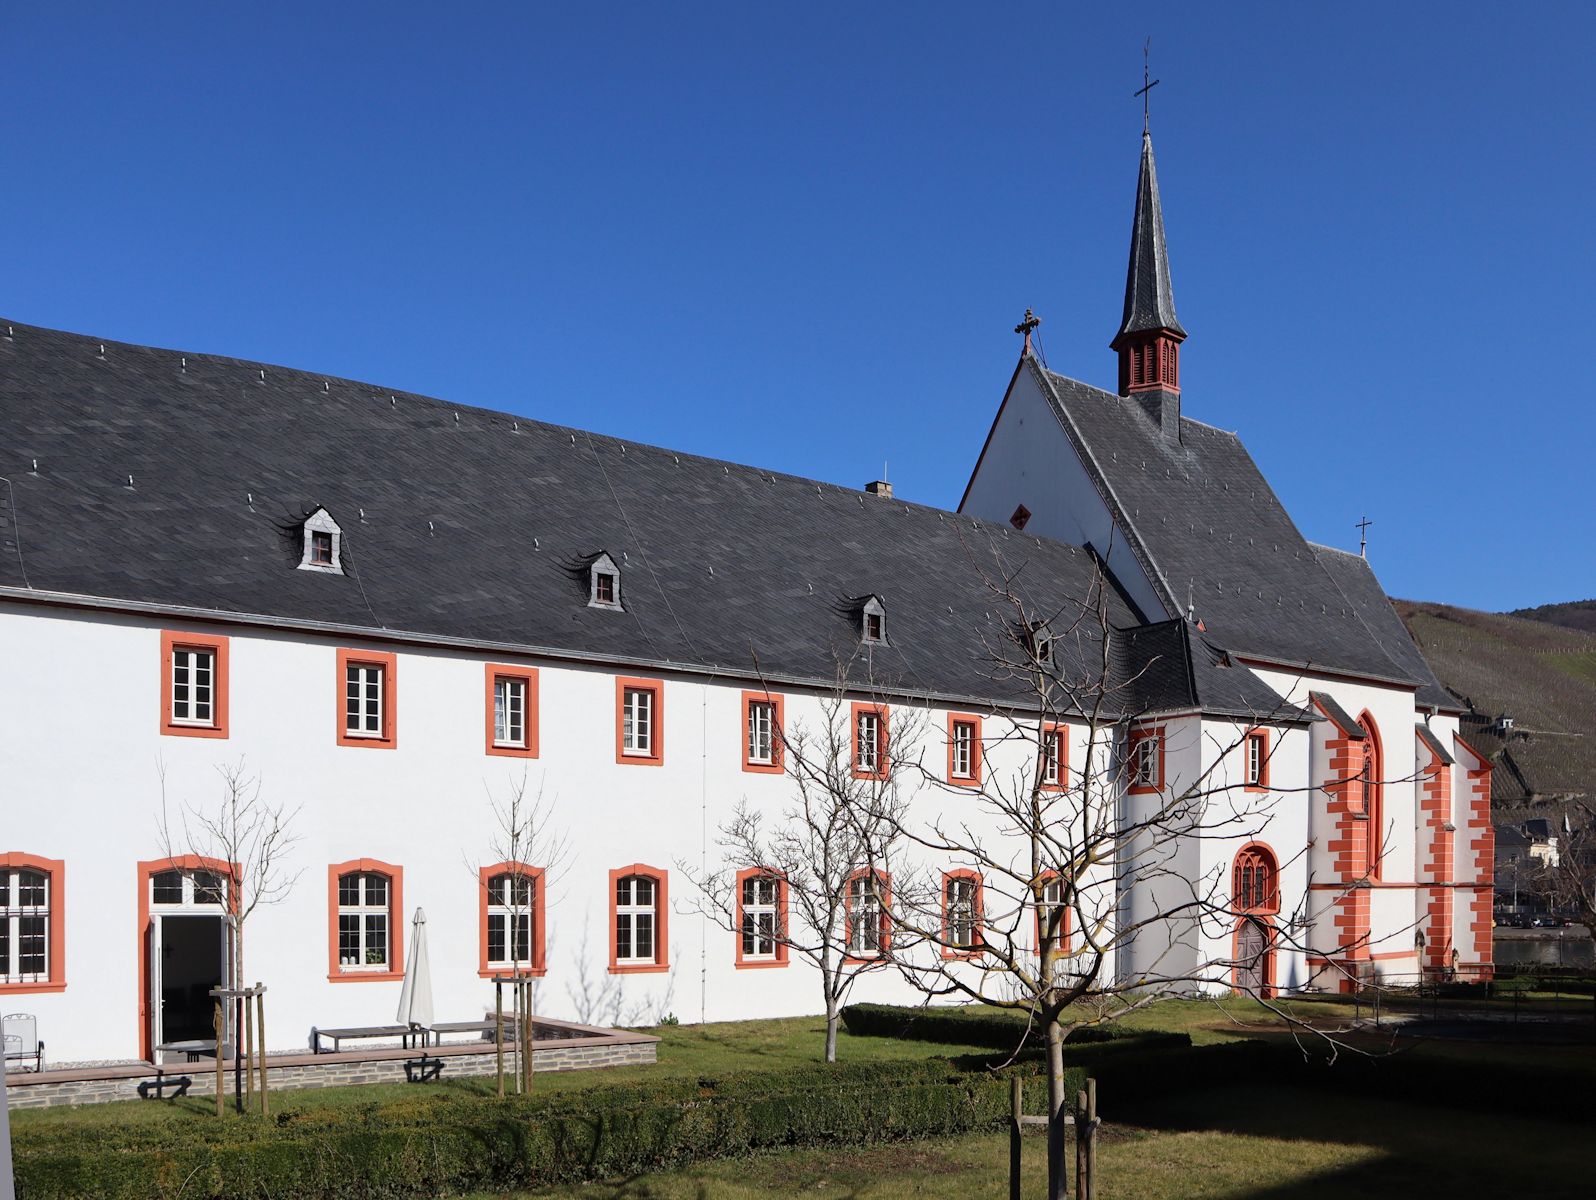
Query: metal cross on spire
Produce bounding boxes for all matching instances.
[1356,515,1373,558]
[1134,37,1160,134]
[1014,308,1041,357]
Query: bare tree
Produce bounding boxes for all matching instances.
[473,767,572,979]
[683,660,923,1062]
[1547,804,1596,940]
[864,554,1343,1200]
[156,757,302,997]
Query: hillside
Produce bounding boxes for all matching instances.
[1511,599,1596,635]
[1393,600,1596,809]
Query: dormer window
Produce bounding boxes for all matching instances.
[588,552,623,610]
[298,508,344,574]
[860,596,886,645]
[1026,621,1052,664]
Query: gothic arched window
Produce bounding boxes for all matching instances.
[1233,844,1279,914]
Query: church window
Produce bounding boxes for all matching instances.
[1233,845,1278,913]
[1359,713,1384,878]
[617,677,663,764]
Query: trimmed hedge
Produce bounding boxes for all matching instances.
[13,1057,1085,1200]
[840,1002,1132,1050]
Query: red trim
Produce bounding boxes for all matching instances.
[136,854,238,1060]
[1126,725,1165,794]
[335,648,397,749]
[0,853,66,995]
[326,859,405,982]
[1232,842,1280,914]
[159,630,230,739]
[1231,916,1276,999]
[733,867,789,969]
[477,861,546,978]
[1243,729,1270,792]
[608,863,669,973]
[615,677,665,766]
[940,868,984,958]
[1033,870,1072,952]
[1359,711,1384,881]
[842,867,892,963]
[850,702,890,781]
[946,714,983,786]
[1040,722,1069,791]
[484,664,539,758]
[740,690,785,774]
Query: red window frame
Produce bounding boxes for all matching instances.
[1126,725,1164,794]
[335,648,398,749]
[946,714,983,786]
[1034,871,1073,953]
[615,677,665,766]
[734,867,789,968]
[0,852,66,995]
[741,690,785,774]
[327,859,405,982]
[484,664,539,758]
[1243,729,1270,791]
[608,864,669,974]
[843,867,892,963]
[1040,721,1069,791]
[478,861,546,977]
[160,630,230,739]
[940,869,984,959]
[1232,843,1280,914]
[851,702,890,781]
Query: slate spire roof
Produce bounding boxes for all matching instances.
[1112,132,1186,348]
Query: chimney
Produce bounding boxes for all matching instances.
[865,480,893,499]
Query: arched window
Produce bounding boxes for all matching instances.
[1359,712,1384,879]
[0,860,58,988]
[845,869,891,960]
[735,868,788,967]
[609,865,669,973]
[327,860,403,981]
[479,863,545,976]
[1233,844,1279,913]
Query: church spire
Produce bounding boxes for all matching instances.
[1111,131,1187,422]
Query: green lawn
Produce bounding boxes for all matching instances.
[13,999,1593,1199]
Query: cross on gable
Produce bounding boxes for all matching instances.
[1134,38,1160,133]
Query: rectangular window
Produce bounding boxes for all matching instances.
[346,663,383,737]
[1245,732,1268,789]
[311,530,333,565]
[740,874,779,960]
[944,875,979,952]
[595,572,616,605]
[161,631,229,738]
[1038,877,1069,951]
[852,704,889,779]
[337,649,396,748]
[1128,730,1161,792]
[846,872,885,957]
[1042,726,1065,788]
[337,871,390,970]
[616,678,664,764]
[748,700,775,766]
[949,717,979,782]
[495,677,526,747]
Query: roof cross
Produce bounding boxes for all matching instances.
[1014,308,1041,357]
[1356,515,1373,558]
[1134,38,1160,134]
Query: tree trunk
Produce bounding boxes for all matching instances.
[824,998,839,1063]
[1046,1020,1069,1200]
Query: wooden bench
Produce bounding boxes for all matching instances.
[310,1024,426,1054]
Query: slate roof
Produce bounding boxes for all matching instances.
[1310,692,1367,740]
[1416,724,1454,766]
[1112,132,1185,345]
[1026,362,1459,711]
[0,319,1300,722]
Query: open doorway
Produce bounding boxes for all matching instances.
[156,915,226,1044]
[139,860,234,1063]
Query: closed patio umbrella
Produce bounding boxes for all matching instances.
[396,908,434,1040]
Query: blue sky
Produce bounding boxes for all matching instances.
[3,3,1590,610]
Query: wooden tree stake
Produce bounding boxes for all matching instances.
[255,985,269,1116]
[213,998,225,1118]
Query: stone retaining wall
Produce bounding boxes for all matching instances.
[6,1034,657,1109]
